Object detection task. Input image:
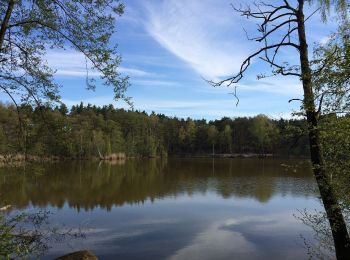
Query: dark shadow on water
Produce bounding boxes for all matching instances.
[0,158,316,211]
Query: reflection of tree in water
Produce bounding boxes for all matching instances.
[296,208,350,259]
[0,210,84,259]
[295,162,350,259]
[0,159,316,211]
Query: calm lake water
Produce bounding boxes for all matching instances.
[1,158,327,259]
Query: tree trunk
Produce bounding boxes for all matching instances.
[92,131,104,160]
[297,1,350,258]
[0,0,15,51]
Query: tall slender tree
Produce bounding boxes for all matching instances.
[207,125,218,155]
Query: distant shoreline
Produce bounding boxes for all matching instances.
[176,153,274,158]
[170,153,309,160]
[0,153,309,167]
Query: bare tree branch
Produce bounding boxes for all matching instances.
[207,42,300,88]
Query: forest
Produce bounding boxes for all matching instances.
[0,102,314,159]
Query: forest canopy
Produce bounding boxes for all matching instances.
[0,102,314,158]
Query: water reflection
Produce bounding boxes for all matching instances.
[0,158,324,259]
[0,158,315,211]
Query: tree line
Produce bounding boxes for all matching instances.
[0,102,313,158]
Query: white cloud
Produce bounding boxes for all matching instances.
[144,0,251,79]
[197,75,303,97]
[319,35,331,45]
[119,67,151,77]
[168,209,317,260]
[45,50,151,78]
[142,0,334,83]
[238,76,303,96]
[131,79,179,87]
[167,219,257,260]
[55,69,101,77]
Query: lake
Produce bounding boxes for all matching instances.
[0,158,328,259]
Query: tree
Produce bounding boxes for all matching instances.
[185,119,197,150]
[315,20,350,253]
[0,0,129,109]
[312,20,350,115]
[207,125,218,155]
[322,116,350,204]
[0,210,84,259]
[209,1,350,258]
[221,124,233,153]
[249,115,277,155]
[178,119,197,153]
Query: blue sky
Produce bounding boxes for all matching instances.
[16,0,339,120]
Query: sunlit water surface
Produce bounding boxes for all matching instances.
[0,158,326,259]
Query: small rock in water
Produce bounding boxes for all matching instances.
[54,250,98,260]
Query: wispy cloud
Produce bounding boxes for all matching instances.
[238,76,303,96]
[319,35,331,45]
[143,0,252,79]
[168,220,256,260]
[197,75,303,97]
[45,50,152,78]
[119,67,152,77]
[131,79,179,87]
[54,69,101,77]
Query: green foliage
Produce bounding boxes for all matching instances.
[0,0,129,108]
[309,0,349,20]
[0,212,47,259]
[249,115,280,154]
[0,210,84,259]
[0,214,27,259]
[0,103,311,158]
[148,135,157,158]
[312,15,350,210]
[207,125,218,145]
[220,124,233,153]
[312,21,350,114]
[321,115,350,208]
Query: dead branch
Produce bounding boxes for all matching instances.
[207,42,300,88]
[208,1,306,100]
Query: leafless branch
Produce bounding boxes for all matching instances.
[289,98,303,103]
[207,42,300,88]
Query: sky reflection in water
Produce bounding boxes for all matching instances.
[0,158,324,259]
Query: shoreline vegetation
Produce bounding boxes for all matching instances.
[0,152,305,167]
[0,153,126,167]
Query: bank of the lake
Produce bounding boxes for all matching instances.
[0,152,308,168]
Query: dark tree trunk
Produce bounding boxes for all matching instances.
[0,0,15,51]
[297,1,350,259]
